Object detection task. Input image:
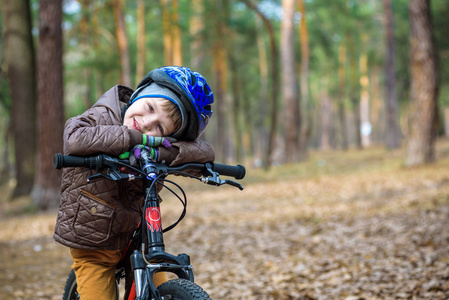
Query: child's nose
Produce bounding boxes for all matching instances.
[142,115,156,131]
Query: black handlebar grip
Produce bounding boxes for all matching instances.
[212,163,246,179]
[54,153,104,171]
[54,153,85,169]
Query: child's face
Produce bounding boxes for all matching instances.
[123,98,176,137]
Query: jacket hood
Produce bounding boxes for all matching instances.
[92,85,134,123]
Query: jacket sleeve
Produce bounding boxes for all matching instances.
[157,139,215,166]
[63,107,141,156]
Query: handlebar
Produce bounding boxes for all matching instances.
[54,153,246,180]
[212,163,245,180]
[54,153,105,171]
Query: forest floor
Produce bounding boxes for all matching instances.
[1,140,449,299]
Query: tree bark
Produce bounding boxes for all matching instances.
[242,0,280,168]
[0,116,14,185]
[359,51,371,147]
[32,0,64,210]
[1,0,37,199]
[113,0,131,86]
[320,92,333,151]
[445,107,449,138]
[79,0,94,109]
[298,0,309,160]
[229,54,243,162]
[255,17,269,161]
[189,0,204,70]
[136,0,146,82]
[347,33,362,149]
[383,0,400,149]
[213,0,230,162]
[161,0,173,65]
[171,0,182,66]
[405,0,439,166]
[337,44,348,150]
[224,1,243,162]
[281,0,300,163]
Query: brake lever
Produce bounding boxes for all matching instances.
[224,180,244,191]
[201,177,244,190]
[201,163,244,190]
[87,173,108,183]
[87,169,142,183]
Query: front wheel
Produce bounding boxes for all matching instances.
[62,269,79,300]
[158,279,211,300]
[62,269,120,300]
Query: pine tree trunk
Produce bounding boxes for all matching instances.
[113,0,131,86]
[352,97,362,149]
[370,68,384,143]
[229,54,242,162]
[32,0,64,210]
[243,0,280,168]
[337,44,348,150]
[1,0,37,199]
[189,0,204,69]
[320,92,333,150]
[384,0,400,149]
[213,0,230,162]
[0,119,12,185]
[348,33,362,149]
[255,17,269,161]
[444,107,449,138]
[136,0,146,83]
[360,52,371,147]
[298,0,309,160]
[80,0,93,109]
[212,55,228,162]
[405,0,439,166]
[161,0,173,65]
[171,0,182,66]
[281,0,299,163]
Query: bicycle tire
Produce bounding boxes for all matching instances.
[62,269,79,300]
[62,269,120,300]
[157,279,211,300]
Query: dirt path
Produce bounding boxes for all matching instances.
[1,145,449,299]
[0,212,71,299]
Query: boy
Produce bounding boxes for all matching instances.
[54,66,215,299]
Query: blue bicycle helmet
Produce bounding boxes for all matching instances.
[129,66,214,140]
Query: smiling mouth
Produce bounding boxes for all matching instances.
[133,118,141,132]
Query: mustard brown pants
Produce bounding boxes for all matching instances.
[70,248,168,300]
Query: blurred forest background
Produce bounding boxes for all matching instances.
[0,0,448,210]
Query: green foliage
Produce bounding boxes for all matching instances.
[0,10,11,113]
[432,0,449,107]
[393,0,411,105]
[4,0,447,158]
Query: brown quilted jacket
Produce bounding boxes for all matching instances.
[53,85,215,250]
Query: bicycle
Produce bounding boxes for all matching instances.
[54,149,245,300]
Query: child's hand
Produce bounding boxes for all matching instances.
[119,136,174,163]
[119,136,174,162]
[119,145,158,165]
[142,135,174,148]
